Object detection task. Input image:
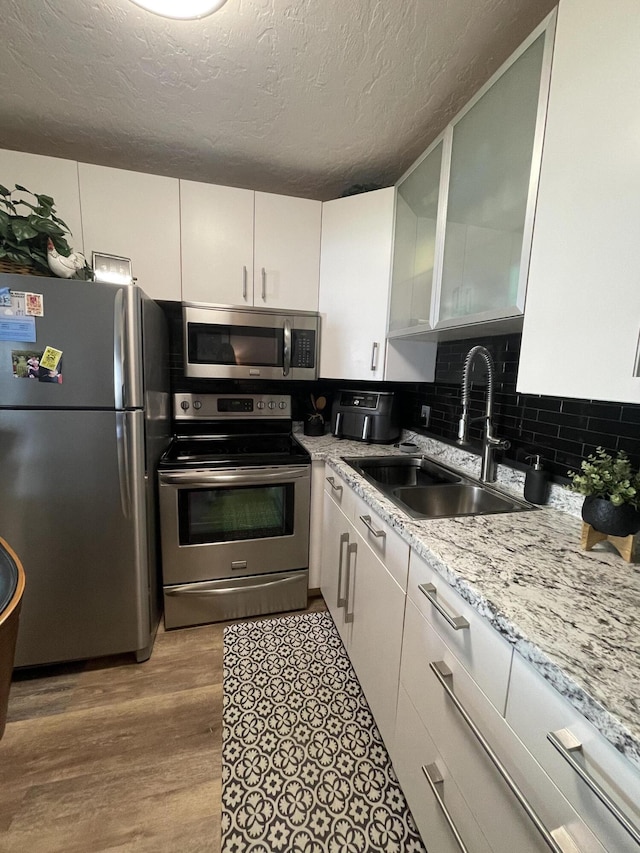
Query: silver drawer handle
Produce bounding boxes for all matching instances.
[422,763,469,853]
[419,583,469,630]
[344,542,357,624]
[431,661,576,853]
[371,341,379,371]
[548,729,640,846]
[359,514,386,539]
[326,476,343,494]
[337,532,349,609]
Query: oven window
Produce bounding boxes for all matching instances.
[178,483,294,545]
[187,323,284,367]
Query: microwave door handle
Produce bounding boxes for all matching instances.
[283,319,292,376]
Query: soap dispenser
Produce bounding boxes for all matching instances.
[524,454,549,504]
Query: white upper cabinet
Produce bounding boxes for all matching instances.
[319,188,394,380]
[181,185,321,312]
[0,148,84,257]
[388,12,555,340]
[319,187,436,381]
[79,163,181,301]
[180,181,254,307]
[517,0,640,404]
[253,191,321,312]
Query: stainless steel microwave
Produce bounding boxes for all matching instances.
[183,304,320,380]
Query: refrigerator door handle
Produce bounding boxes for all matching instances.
[113,288,126,410]
[116,412,133,518]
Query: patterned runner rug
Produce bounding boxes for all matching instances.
[222,611,426,853]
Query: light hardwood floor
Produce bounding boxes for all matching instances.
[0,597,326,853]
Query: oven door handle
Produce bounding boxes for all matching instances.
[165,575,302,596]
[158,467,310,486]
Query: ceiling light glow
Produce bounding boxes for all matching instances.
[129,0,228,19]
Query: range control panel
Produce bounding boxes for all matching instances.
[173,393,291,420]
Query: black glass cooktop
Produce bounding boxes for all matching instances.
[159,433,310,469]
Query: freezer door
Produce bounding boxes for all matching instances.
[0,409,154,666]
[0,274,143,409]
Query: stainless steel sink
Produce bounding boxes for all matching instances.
[343,455,534,519]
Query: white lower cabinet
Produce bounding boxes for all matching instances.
[398,599,606,852]
[394,685,493,853]
[320,472,408,745]
[506,652,640,853]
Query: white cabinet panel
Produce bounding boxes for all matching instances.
[307,460,325,590]
[0,148,83,257]
[254,191,320,312]
[401,600,606,853]
[79,163,181,300]
[507,652,640,853]
[346,521,405,745]
[320,488,352,648]
[180,181,254,306]
[393,686,493,853]
[319,188,394,380]
[408,549,512,713]
[517,0,640,403]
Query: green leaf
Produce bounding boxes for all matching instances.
[14,184,32,194]
[0,184,11,196]
[10,220,39,241]
[26,215,65,237]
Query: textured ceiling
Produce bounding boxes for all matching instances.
[0,0,556,200]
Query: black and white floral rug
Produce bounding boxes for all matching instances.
[221,611,426,853]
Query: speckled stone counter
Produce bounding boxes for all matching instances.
[295,426,640,772]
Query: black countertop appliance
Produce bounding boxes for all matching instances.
[330,389,400,444]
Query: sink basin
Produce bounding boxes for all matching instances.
[393,483,530,519]
[349,456,462,488]
[343,455,534,519]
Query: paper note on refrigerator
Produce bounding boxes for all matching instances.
[40,346,63,371]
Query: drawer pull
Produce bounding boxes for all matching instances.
[431,661,573,853]
[422,763,469,853]
[548,728,640,846]
[419,583,469,630]
[337,532,349,609]
[326,476,343,494]
[359,514,386,539]
[344,542,357,624]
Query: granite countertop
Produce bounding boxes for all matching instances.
[295,426,640,772]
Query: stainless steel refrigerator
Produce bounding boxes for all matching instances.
[0,274,169,666]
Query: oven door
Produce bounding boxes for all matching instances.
[158,465,311,584]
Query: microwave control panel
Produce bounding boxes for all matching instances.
[291,329,316,368]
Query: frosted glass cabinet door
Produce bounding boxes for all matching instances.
[438,33,546,326]
[389,140,443,333]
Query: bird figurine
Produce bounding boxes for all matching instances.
[46,238,87,278]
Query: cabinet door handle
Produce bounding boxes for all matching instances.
[344,542,357,623]
[359,514,386,539]
[326,476,343,495]
[242,265,248,300]
[430,661,573,853]
[371,341,379,371]
[422,763,469,853]
[547,729,640,846]
[261,267,267,301]
[419,583,469,630]
[336,532,349,609]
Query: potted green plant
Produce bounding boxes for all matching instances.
[568,447,640,536]
[0,184,90,278]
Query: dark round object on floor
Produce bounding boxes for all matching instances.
[581,495,640,537]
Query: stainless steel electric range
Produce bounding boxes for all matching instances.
[158,393,310,629]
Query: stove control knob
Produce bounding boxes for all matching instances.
[193,400,202,410]
[180,400,190,411]
[268,401,276,409]
[256,401,265,409]
[278,401,287,409]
